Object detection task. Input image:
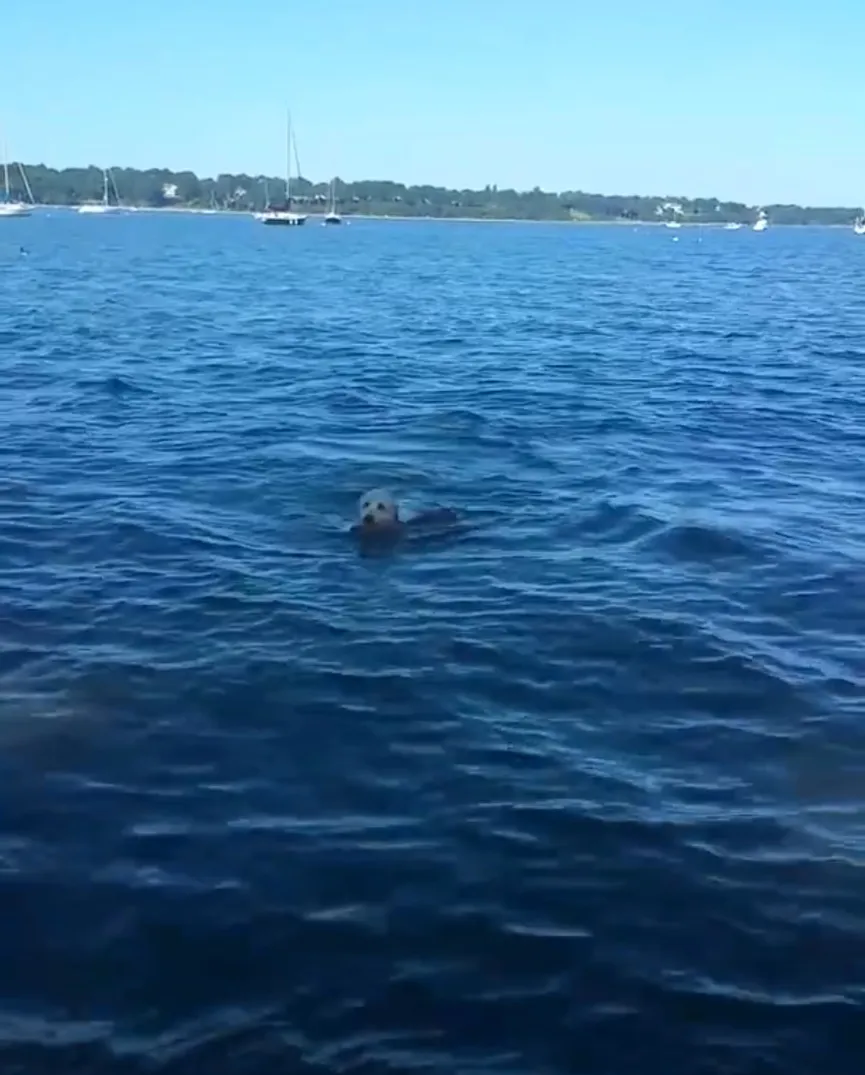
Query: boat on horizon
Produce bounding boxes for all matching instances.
[0,143,34,218]
[657,200,683,229]
[724,221,742,230]
[323,177,342,225]
[259,112,307,227]
[78,168,122,214]
[753,208,768,232]
[853,213,865,235]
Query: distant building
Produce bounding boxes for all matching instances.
[656,200,684,217]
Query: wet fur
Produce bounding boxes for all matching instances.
[353,490,461,547]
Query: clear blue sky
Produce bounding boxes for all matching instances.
[5,0,864,205]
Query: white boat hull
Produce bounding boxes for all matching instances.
[78,204,120,214]
[0,201,31,217]
[260,211,307,226]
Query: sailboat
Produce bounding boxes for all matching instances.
[0,144,33,218]
[200,189,219,215]
[259,111,307,226]
[78,168,121,214]
[323,177,342,225]
[853,212,865,235]
[753,208,768,232]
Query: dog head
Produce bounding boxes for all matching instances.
[358,488,399,528]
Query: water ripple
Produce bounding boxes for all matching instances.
[1,215,864,1073]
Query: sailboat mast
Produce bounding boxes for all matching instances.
[103,169,109,206]
[3,143,9,201]
[285,110,292,207]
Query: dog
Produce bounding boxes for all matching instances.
[358,488,401,530]
[354,488,460,543]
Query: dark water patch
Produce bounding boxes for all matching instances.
[79,374,151,398]
[647,519,764,565]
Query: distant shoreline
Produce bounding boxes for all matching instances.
[18,161,861,227]
[35,205,861,228]
[338,217,865,229]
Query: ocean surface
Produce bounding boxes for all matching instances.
[1,211,864,1074]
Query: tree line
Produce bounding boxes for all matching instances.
[6,162,861,225]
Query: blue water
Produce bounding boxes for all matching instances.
[1,212,864,1074]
